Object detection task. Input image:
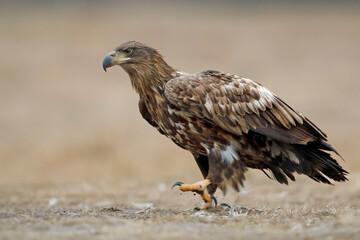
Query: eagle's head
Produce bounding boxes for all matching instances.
[102,41,160,72]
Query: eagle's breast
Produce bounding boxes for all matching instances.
[145,93,204,153]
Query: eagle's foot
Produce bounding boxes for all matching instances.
[171,179,211,193]
[172,179,217,210]
[193,192,217,211]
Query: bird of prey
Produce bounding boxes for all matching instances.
[103,41,348,210]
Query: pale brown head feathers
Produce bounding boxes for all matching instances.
[103,41,176,96]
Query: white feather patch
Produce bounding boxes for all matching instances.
[258,86,275,101]
[220,145,239,164]
[287,151,300,164]
[270,142,281,157]
[204,94,213,113]
[200,143,210,154]
[168,106,175,115]
[188,123,199,133]
[151,86,159,93]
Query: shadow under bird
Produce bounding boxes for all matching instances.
[103,41,348,210]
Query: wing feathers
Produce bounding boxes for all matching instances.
[164,71,327,145]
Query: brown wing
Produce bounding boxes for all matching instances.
[164,70,327,145]
[139,99,165,135]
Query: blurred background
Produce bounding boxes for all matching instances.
[1,0,359,186]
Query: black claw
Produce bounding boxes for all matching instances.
[171,181,184,190]
[210,195,217,207]
[193,207,201,211]
[220,203,231,209]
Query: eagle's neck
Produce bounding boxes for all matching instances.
[123,58,177,100]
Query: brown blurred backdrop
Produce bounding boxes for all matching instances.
[1,0,359,186]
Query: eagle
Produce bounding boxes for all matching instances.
[103,41,348,210]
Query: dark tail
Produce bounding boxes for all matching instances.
[265,140,348,185]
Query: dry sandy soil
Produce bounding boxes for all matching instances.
[1,1,360,239]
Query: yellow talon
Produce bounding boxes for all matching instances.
[172,179,217,210]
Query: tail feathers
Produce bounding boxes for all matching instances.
[265,141,348,185]
[316,140,344,161]
[301,146,348,182]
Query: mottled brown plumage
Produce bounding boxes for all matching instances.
[103,41,348,208]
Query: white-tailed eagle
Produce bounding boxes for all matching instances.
[103,41,347,210]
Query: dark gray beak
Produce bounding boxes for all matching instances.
[102,53,113,72]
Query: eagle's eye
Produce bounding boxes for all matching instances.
[123,48,133,55]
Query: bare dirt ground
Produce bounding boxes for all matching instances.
[1,178,360,240]
[1,1,360,239]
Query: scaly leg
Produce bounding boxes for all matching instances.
[172,179,217,210]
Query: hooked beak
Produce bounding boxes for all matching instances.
[102,51,116,72]
[102,51,131,72]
